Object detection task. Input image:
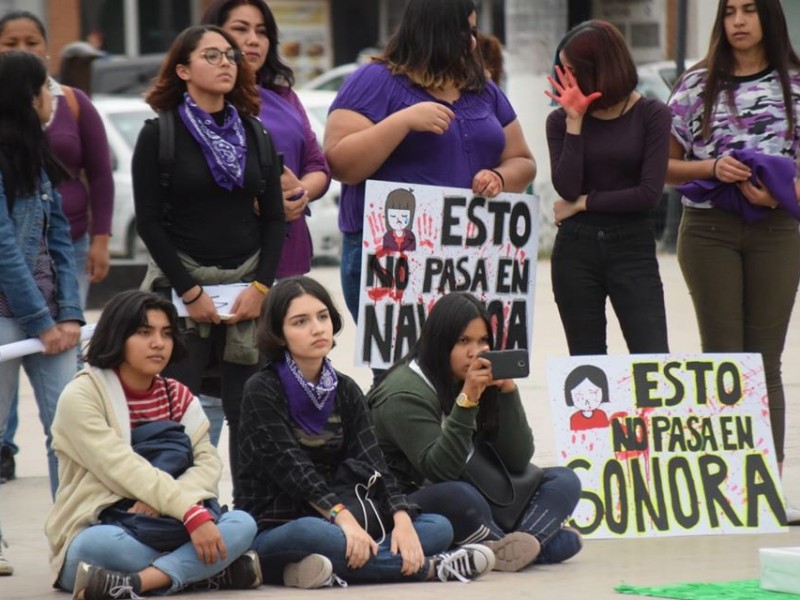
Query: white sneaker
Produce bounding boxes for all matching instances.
[785,500,800,525]
[283,554,346,588]
[433,544,495,583]
[0,538,13,576]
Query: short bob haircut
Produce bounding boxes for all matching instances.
[695,0,800,140]
[257,276,343,361]
[85,290,187,369]
[201,0,295,91]
[384,188,416,231]
[386,292,500,432]
[554,20,638,110]
[378,0,486,93]
[146,24,259,115]
[563,365,610,406]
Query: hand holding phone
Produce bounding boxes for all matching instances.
[479,349,529,380]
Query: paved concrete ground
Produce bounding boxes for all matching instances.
[2,254,799,599]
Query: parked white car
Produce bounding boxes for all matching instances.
[92,92,341,264]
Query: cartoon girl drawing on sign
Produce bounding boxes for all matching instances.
[565,365,610,431]
[382,188,417,252]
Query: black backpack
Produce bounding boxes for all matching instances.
[155,110,274,224]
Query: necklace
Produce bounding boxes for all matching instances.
[618,94,631,117]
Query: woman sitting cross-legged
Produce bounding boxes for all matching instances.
[367,292,584,570]
[46,291,261,599]
[235,276,495,588]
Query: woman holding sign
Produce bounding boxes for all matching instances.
[368,293,583,571]
[132,26,285,487]
[545,21,671,356]
[324,0,535,325]
[666,0,800,520]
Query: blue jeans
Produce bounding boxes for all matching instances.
[2,392,18,454]
[58,510,257,594]
[0,316,77,497]
[252,514,452,585]
[340,232,363,324]
[551,220,669,354]
[412,468,582,564]
[198,394,224,447]
[72,234,90,309]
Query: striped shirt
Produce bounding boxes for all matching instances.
[117,374,194,427]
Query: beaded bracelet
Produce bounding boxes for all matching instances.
[182,286,204,305]
[489,168,505,189]
[329,503,346,523]
[251,280,269,296]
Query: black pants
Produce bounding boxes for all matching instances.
[551,219,668,355]
[163,324,260,491]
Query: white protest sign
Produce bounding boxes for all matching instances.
[356,181,539,369]
[547,353,786,538]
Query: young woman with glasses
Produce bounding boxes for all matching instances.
[132,25,285,487]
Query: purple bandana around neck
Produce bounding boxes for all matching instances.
[177,92,246,191]
[275,351,338,435]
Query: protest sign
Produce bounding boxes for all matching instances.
[548,353,786,538]
[356,180,539,369]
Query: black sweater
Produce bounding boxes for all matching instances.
[132,112,285,294]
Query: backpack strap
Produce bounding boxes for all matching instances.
[62,85,80,123]
[242,114,272,199]
[157,110,175,192]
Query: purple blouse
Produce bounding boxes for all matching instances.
[329,62,517,234]
[46,86,114,241]
[260,87,331,278]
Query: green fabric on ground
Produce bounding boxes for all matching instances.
[615,579,800,599]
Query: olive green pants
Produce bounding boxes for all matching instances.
[678,206,800,463]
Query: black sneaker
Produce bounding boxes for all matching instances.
[72,562,142,600]
[191,550,262,591]
[433,544,495,583]
[0,446,15,483]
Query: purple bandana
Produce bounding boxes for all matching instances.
[177,92,246,191]
[275,351,338,435]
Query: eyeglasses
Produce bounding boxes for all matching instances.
[198,47,241,66]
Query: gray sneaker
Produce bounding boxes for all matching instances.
[191,550,263,590]
[482,531,540,572]
[433,544,495,583]
[72,562,142,600]
[284,554,346,588]
[0,538,13,576]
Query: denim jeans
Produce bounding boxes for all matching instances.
[340,232,363,324]
[72,233,90,309]
[2,392,18,454]
[57,510,257,594]
[411,468,581,564]
[197,394,224,447]
[0,316,77,497]
[551,219,669,355]
[252,513,452,585]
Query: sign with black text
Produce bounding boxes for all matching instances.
[547,354,787,538]
[356,181,539,369]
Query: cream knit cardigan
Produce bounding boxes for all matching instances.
[45,366,221,579]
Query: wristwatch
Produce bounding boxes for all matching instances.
[456,392,479,409]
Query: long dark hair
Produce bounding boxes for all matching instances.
[378,0,486,93]
[86,290,187,369]
[0,51,66,209]
[696,0,800,140]
[145,25,259,115]
[391,292,499,433]
[256,276,343,362]
[201,0,295,91]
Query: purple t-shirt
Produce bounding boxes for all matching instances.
[260,87,331,277]
[46,86,114,241]
[329,63,517,233]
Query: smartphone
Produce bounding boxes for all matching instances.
[479,349,530,379]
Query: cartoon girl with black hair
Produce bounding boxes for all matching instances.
[564,365,610,431]
[382,188,417,253]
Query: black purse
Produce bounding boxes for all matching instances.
[462,440,544,531]
[329,458,393,541]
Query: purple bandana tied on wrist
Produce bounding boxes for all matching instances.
[177,92,246,191]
